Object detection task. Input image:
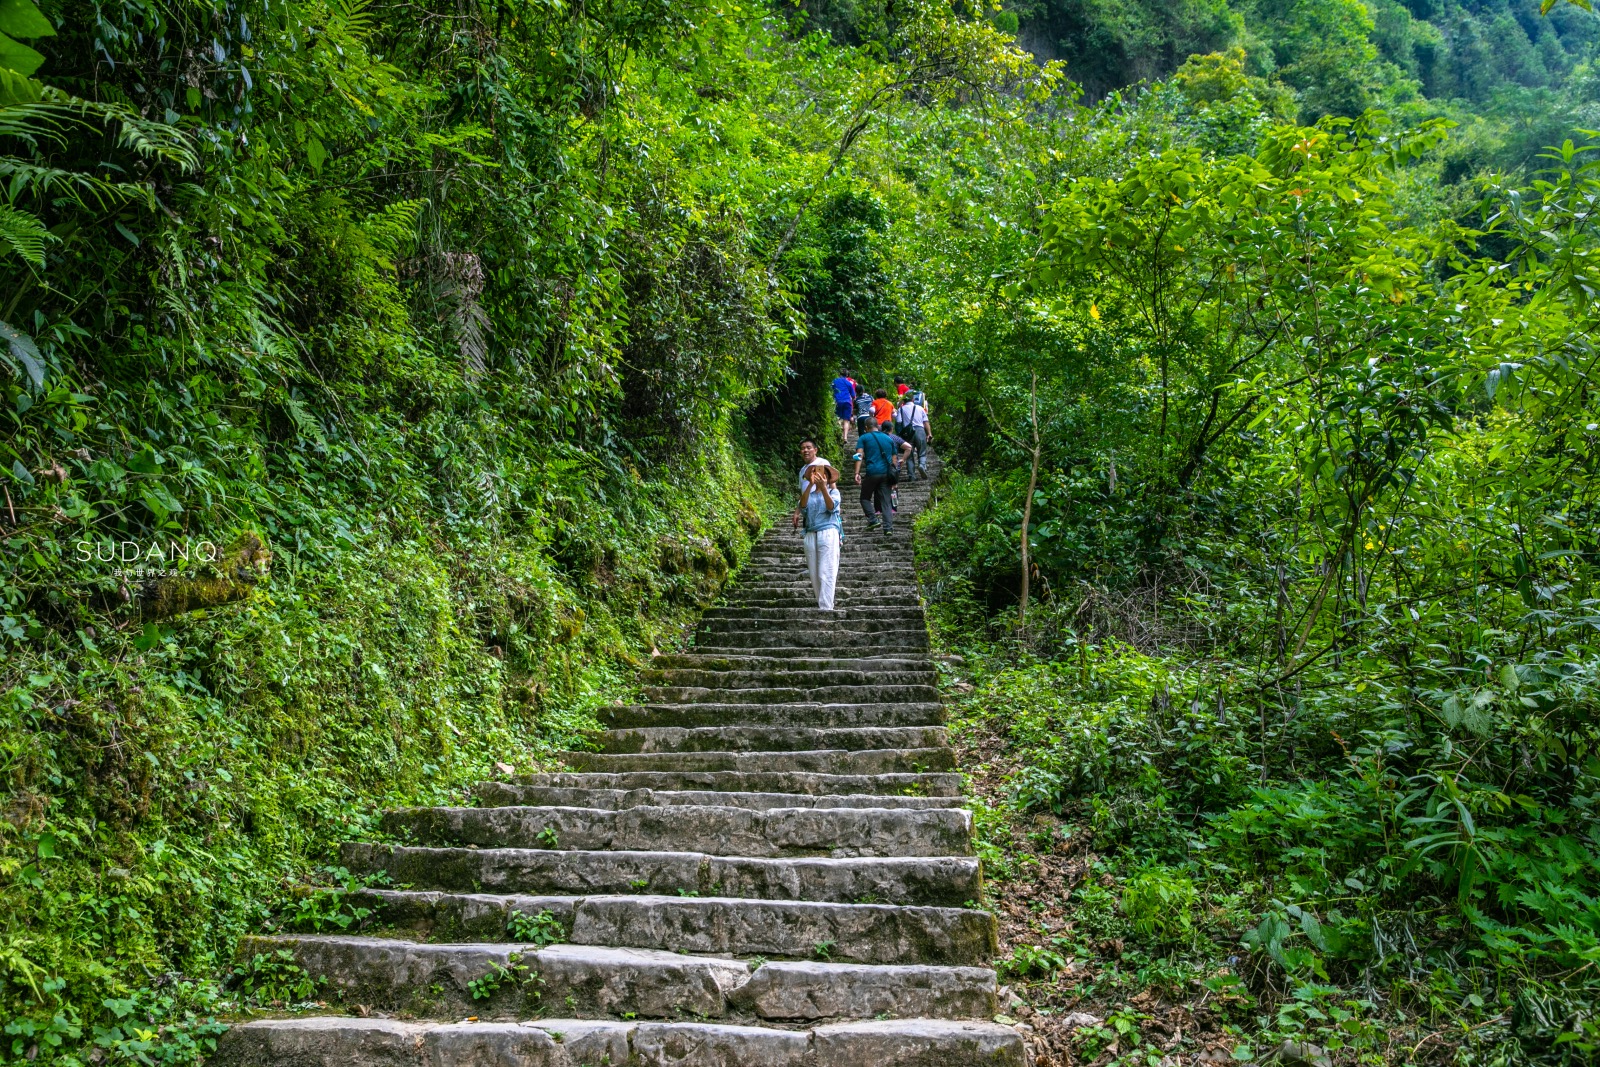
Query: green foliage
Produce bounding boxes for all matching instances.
[918,31,1600,1052]
[505,909,565,947]
[997,941,1070,979]
[231,951,322,1007]
[464,958,526,1002]
[271,866,382,934]
[1121,865,1198,943]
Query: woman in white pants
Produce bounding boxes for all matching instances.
[799,463,842,611]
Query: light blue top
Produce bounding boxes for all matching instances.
[803,484,843,534]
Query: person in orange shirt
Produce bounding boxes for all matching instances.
[872,389,894,430]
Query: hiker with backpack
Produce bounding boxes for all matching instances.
[894,390,931,478]
[853,416,912,534]
[853,385,876,426]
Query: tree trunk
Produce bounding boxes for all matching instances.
[1018,370,1041,631]
[1020,443,1039,629]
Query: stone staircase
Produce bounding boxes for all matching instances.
[213,445,1026,1066]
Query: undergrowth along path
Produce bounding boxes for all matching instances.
[210,445,1028,1065]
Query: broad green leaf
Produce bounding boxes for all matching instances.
[0,63,39,103]
[0,318,43,386]
[0,28,43,76]
[0,0,52,39]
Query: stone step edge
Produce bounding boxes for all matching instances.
[472,785,961,812]
[212,1016,1028,1067]
[514,770,965,797]
[238,935,998,1022]
[343,889,997,965]
[376,804,974,858]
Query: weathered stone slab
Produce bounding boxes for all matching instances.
[640,685,941,706]
[560,748,955,775]
[629,1021,810,1066]
[514,770,964,797]
[599,702,946,729]
[213,1014,1024,1065]
[343,846,981,905]
[381,803,972,858]
[568,895,996,965]
[474,784,957,812]
[211,1017,564,1066]
[810,1019,1028,1066]
[731,961,995,1021]
[343,890,995,965]
[237,936,749,1019]
[595,725,947,754]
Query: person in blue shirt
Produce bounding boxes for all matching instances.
[831,370,858,444]
[852,416,912,534]
[798,455,843,610]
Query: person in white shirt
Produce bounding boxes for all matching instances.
[895,393,931,478]
[792,438,832,498]
[793,443,842,610]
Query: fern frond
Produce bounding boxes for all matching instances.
[362,198,426,258]
[0,159,151,211]
[0,202,53,265]
[115,111,198,172]
[0,92,196,174]
[0,98,81,147]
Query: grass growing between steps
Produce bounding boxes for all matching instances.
[0,442,777,1065]
[933,631,1600,1067]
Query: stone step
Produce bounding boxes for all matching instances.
[237,935,996,1022]
[212,1016,1026,1067]
[734,563,915,574]
[347,889,997,965]
[649,653,933,671]
[726,579,916,592]
[600,702,945,729]
[722,594,911,607]
[517,770,963,796]
[690,631,930,651]
[741,558,919,569]
[732,572,921,588]
[380,803,972,857]
[560,748,955,775]
[640,668,936,688]
[640,684,940,706]
[595,725,946,754]
[696,626,927,644]
[685,644,934,658]
[344,844,980,906]
[714,597,919,611]
[474,784,962,813]
[699,608,924,624]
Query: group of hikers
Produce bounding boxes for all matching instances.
[790,371,934,610]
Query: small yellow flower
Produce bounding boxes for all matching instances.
[1364,540,1376,550]
[1089,303,1101,321]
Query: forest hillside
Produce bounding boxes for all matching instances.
[3,0,1600,1064]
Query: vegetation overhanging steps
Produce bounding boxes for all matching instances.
[210,445,1029,1066]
